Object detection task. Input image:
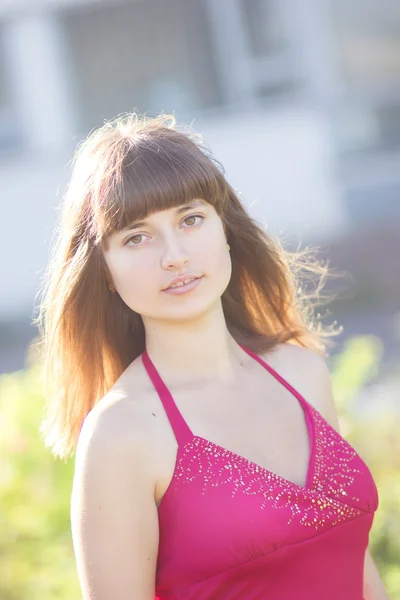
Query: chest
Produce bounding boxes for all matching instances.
[155,369,313,499]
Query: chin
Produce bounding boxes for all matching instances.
[157,288,224,320]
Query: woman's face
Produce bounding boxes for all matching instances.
[102,198,232,322]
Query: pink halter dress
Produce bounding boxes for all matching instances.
[141,343,379,600]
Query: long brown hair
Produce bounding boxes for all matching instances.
[33,112,342,459]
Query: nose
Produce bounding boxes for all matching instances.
[161,237,190,271]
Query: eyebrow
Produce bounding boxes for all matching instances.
[121,199,208,231]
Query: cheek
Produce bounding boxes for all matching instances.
[198,220,228,264]
[201,237,229,272]
[106,251,152,298]
[197,240,232,298]
[119,257,152,292]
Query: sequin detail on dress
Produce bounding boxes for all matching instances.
[169,404,364,531]
[310,407,362,503]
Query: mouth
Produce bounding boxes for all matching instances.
[163,276,203,295]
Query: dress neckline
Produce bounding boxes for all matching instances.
[141,343,317,494]
[192,429,316,491]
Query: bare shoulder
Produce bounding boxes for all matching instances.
[71,360,161,599]
[77,396,149,466]
[76,358,161,487]
[263,341,330,379]
[262,342,338,427]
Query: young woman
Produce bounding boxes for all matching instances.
[36,113,389,599]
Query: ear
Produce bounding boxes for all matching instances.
[99,250,114,288]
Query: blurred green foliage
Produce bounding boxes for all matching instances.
[0,336,399,599]
[0,363,79,599]
[328,336,400,598]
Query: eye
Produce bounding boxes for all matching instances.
[125,214,204,247]
[182,214,204,227]
[126,234,146,246]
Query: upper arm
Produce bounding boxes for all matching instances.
[70,410,159,600]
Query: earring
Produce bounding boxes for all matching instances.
[108,283,116,293]
[227,243,230,251]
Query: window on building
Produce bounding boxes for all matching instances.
[60,0,223,133]
[0,27,21,154]
[241,0,288,57]
[240,0,302,101]
[331,0,400,88]
[330,0,400,155]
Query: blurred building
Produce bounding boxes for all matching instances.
[1,0,400,369]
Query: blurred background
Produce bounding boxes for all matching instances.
[0,0,399,598]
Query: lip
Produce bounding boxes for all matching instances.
[163,274,202,291]
[163,276,203,295]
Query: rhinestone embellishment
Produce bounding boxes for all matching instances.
[170,406,365,531]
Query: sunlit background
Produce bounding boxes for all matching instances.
[0,1,399,598]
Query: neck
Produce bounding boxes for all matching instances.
[142,302,250,387]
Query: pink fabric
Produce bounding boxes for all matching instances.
[142,344,378,600]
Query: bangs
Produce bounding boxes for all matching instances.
[92,132,228,245]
